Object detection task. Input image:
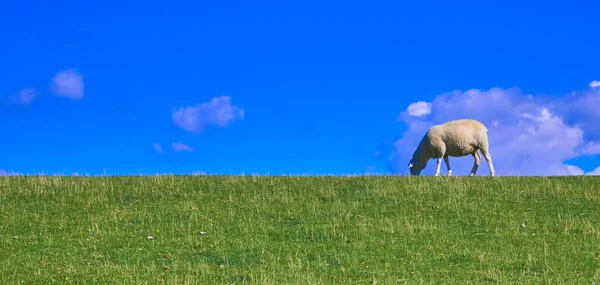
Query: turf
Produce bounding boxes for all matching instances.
[1,175,600,284]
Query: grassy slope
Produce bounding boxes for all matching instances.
[1,175,600,284]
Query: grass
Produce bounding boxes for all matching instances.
[1,175,600,284]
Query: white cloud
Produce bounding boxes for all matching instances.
[172,96,244,134]
[153,143,163,152]
[590,80,600,88]
[406,101,432,117]
[172,142,194,152]
[390,87,600,176]
[563,164,584,176]
[579,142,600,155]
[50,69,84,99]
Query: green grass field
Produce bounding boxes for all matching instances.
[1,175,600,284]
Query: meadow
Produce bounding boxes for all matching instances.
[1,175,599,284]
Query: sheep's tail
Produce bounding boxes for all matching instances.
[479,121,488,133]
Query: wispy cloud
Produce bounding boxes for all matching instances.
[153,143,163,152]
[50,69,84,99]
[171,142,194,152]
[0,169,21,176]
[589,80,600,88]
[17,88,36,104]
[390,84,600,176]
[172,96,244,134]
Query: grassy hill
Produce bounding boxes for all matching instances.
[1,175,599,284]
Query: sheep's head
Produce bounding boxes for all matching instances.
[408,158,426,176]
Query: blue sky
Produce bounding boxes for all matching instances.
[1,0,600,176]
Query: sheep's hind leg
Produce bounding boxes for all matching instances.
[470,151,481,176]
[480,148,496,177]
[443,155,452,176]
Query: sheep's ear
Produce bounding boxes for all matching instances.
[408,159,414,168]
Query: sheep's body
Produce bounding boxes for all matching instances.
[408,119,495,176]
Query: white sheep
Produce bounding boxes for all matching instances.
[408,119,496,177]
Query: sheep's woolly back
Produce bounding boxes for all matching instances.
[412,119,489,163]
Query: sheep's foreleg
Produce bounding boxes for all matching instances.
[443,155,452,176]
[434,156,443,176]
[470,151,481,176]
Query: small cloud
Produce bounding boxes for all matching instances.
[50,69,84,99]
[172,96,244,134]
[172,142,194,152]
[17,88,36,104]
[590,80,600,88]
[406,101,432,117]
[153,143,163,152]
[192,171,207,175]
[0,169,21,176]
[586,166,600,175]
[372,150,381,158]
[579,142,600,156]
[563,164,584,176]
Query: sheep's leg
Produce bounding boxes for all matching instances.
[433,145,446,177]
[443,155,452,176]
[470,151,481,176]
[480,148,496,177]
[434,156,443,176]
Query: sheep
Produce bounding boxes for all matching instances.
[408,119,496,177]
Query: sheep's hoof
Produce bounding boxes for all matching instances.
[434,173,440,176]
